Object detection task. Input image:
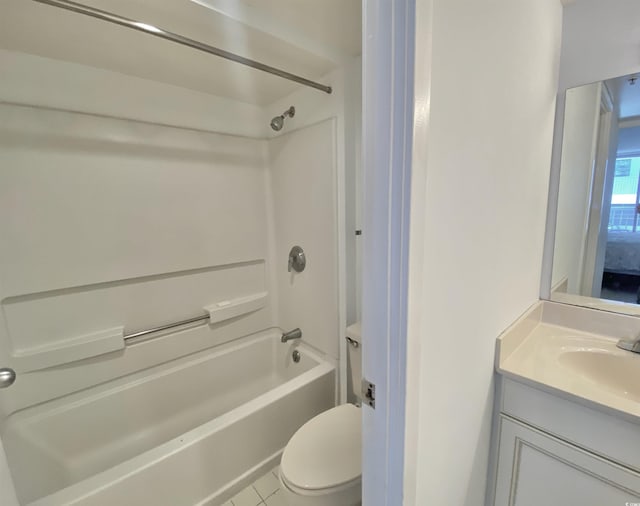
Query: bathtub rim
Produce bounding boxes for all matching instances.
[3,328,319,427]
[24,340,334,505]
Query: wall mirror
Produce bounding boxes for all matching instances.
[541,0,640,315]
[549,72,640,314]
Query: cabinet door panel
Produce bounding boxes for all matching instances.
[494,416,640,506]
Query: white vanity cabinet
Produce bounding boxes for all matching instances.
[494,416,640,506]
[490,378,640,506]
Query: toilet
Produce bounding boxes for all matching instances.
[279,323,362,506]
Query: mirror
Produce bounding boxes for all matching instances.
[549,72,640,313]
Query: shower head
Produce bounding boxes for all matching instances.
[270,116,284,131]
[270,106,295,131]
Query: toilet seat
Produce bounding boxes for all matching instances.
[280,404,361,492]
[281,472,360,497]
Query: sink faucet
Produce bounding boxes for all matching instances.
[281,328,302,343]
[616,335,640,354]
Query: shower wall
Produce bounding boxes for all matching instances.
[265,58,362,363]
[0,49,354,394]
[0,49,265,137]
[0,101,275,416]
[264,59,361,413]
[269,119,339,359]
[0,48,355,499]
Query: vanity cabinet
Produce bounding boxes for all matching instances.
[494,416,640,505]
[490,378,640,506]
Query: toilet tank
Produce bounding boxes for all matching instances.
[346,323,362,402]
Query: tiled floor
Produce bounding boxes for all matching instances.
[222,465,285,506]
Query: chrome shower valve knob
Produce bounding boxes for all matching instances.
[287,245,306,273]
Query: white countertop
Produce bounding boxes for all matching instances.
[496,301,640,421]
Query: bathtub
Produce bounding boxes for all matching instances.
[2,331,335,505]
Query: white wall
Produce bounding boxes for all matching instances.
[0,100,276,503]
[264,61,362,332]
[0,49,265,137]
[0,49,274,501]
[0,52,356,384]
[0,439,18,506]
[264,59,361,400]
[618,125,640,155]
[0,103,274,416]
[269,120,340,359]
[552,83,601,292]
[405,1,562,505]
[559,0,640,90]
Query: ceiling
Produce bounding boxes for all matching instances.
[618,76,640,119]
[609,74,640,120]
[0,0,361,105]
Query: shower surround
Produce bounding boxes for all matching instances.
[0,95,341,503]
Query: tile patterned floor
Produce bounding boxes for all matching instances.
[222,465,285,506]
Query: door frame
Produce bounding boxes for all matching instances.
[361,0,418,504]
[580,83,614,297]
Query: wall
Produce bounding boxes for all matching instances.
[552,83,601,292]
[0,439,17,506]
[405,0,562,505]
[559,0,640,90]
[618,125,640,155]
[0,103,274,416]
[264,59,361,400]
[0,49,264,137]
[0,52,357,374]
[0,102,275,503]
[268,120,340,359]
[264,58,363,325]
[0,50,280,501]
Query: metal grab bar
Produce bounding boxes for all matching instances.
[0,316,210,389]
[0,291,268,384]
[32,0,333,94]
[123,314,210,342]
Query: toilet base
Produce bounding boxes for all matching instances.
[279,471,361,506]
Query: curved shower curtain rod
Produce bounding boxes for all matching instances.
[32,0,333,95]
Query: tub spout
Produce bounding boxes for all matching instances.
[281,328,302,343]
[617,334,640,354]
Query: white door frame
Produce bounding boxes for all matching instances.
[361,0,417,504]
[581,84,614,297]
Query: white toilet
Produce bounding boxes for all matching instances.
[279,323,362,506]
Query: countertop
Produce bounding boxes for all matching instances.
[496,301,640,422]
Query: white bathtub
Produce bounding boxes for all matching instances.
[2,331,335,505]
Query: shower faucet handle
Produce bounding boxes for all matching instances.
[0,368,16,389]
[288,245,306,273]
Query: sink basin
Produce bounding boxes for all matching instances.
[558,350,640,403]
[497,305,640,419]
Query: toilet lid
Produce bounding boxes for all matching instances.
[281,404,361,491]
